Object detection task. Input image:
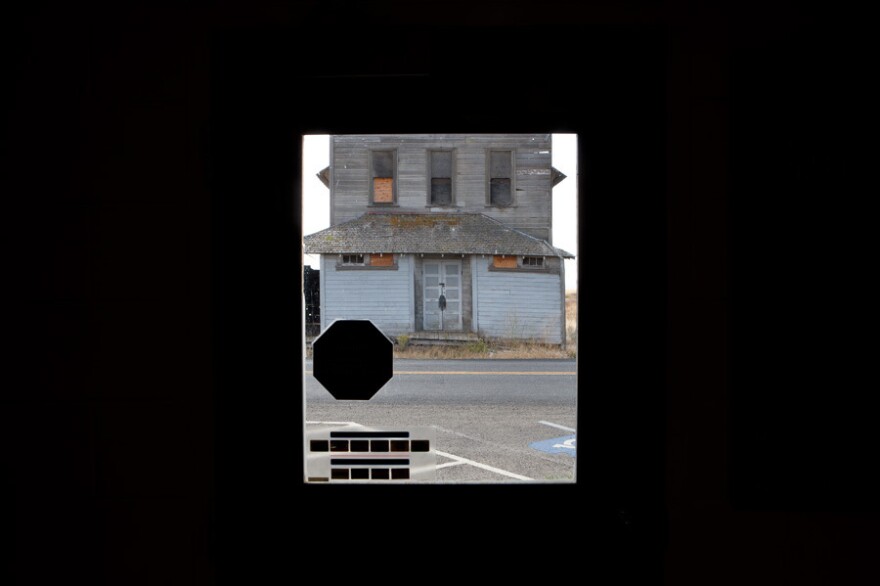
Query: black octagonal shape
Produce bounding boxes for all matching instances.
[312,320,393,400]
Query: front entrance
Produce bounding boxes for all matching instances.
[423,260,462,331]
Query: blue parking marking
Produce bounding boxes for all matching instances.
[530,434,576,457]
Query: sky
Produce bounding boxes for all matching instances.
[301,134,578,291]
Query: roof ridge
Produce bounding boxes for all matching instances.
[476,212,559,247]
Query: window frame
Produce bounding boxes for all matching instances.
[340,254,365,266]
[427,148,456,207]
[336,253,399,271]
[521,256,544,268]
[488,254,555,273]
[369,149,398,206]
[486,149,515,207]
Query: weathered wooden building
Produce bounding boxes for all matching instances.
[303,134,574,345]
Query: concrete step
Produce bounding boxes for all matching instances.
[406,332,481,346]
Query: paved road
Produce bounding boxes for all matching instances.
[304,359,578,483]
[305,358,576,405]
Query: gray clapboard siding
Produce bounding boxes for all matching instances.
[474,256,563,344]
[334,134,550,144]
[329,134,555,239]
[321,254,413,337]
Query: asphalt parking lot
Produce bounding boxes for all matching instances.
[305,359,577,482]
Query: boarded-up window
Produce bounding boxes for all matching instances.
[489,150,512,206]
[372,150,395,203]
[373,178,393,203]
[430,150,452,205]
[370,254,394,267]
[493,255,517,268]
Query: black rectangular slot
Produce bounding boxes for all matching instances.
[350,468,369,480]
[310,440,329,452]
[410,440,430,452]
[391,469,410,480]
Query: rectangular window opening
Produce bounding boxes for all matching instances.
[430,150,453,206]
[372,150,396,204]
[489,150,513,206]
[341,254,365,265]
[370,254,394,267]
[493,255,517,269]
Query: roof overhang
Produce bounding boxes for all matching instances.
[304,212,575,259]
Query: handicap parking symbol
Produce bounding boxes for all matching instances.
[530,434,576,457]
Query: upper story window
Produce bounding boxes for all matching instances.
[522,256,544,267]
[370,150,397,204]
[429,150,454,206]
[487,150,514,206]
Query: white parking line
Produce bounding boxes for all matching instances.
[433,450,533,481]
[538,420,577,433]
[436,461,467,470]
[305,371,575,376]
[392,371,576,376]
[306,420,533,481]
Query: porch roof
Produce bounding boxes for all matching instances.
[303,212,574,258]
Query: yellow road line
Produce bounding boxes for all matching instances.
[305,371,576,376]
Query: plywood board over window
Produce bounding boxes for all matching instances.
[370,254,394,266]
[373,178,393,202]
[371,150,395,204]
[493,255,517,268]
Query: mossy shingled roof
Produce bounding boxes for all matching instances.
[303,212,574,258]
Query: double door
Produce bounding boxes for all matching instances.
[423,260,462,331]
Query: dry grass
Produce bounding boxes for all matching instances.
[306,291,578,360]
[565,290,578,357]
[393,340,569,360]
